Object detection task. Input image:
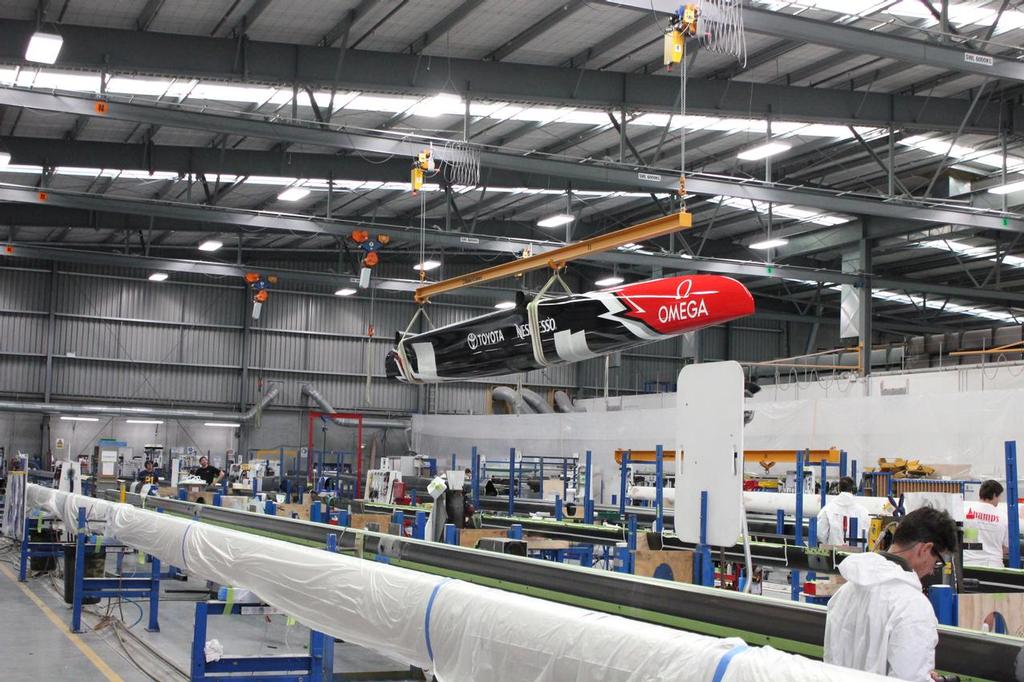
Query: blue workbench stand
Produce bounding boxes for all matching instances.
[583,450,594,524]
[189,534,337,681]
[71,506,161,633]
[470,446,480,508]
[18,514,63,582]
[692,491,714,587]
[1006,441,1021,569]
[929,584,957,626]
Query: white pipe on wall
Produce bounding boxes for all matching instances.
[26,485,888,682]
[629,486,892,517]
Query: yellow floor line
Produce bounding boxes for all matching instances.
[0,563,125,682]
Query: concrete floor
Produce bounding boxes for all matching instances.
[0,546,421,681]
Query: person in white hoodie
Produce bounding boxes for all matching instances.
[817,476,871,546]
[824,506,959,681]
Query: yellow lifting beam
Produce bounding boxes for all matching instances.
[413,211,692,304]
[613,448,842,465]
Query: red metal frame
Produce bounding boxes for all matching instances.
[307,411,363,498]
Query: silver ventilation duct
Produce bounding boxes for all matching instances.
[0,386,280,422]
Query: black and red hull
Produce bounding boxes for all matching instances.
[386,274,755,383]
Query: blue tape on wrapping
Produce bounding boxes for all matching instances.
[180,522,196,571]
[711,645,748,682]
[424,578,452,661]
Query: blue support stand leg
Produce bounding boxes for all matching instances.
[619,450,630,519]
[694,491,713,587]
[471,447,480,508]
[929,585,957,626]
[584,450,594,524]
[654,445,664,534]
[1006,441,1021,569]
[444,524,458,545]
[507,447,516,516]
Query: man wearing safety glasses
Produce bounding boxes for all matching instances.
[824,506,959,681]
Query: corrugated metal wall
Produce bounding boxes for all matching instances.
[0,263,825,413]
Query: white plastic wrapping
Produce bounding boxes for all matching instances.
[629,487,892,517]
[25,485,891,682]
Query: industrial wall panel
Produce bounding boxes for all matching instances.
[0,313,47,354]
[249,329,307,371]
[51,359,237,405]
[182,286,244,326]
[56,273,123,318]
[433,383,490,415]
[118,278,183,323]
[179,327,242,367]
[0,268,49,311]
[730,325,784,363]
[54,318,121,360]
[256,294,309,331]
[0,355,44,396]
[306,294,373,336]
[701,327,728,361]
[119,323,184,363]
[305,335,386,375]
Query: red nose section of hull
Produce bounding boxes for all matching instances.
[611,275,755,336]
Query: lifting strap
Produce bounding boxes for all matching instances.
[395,306,434,384]
[525,271,573,368]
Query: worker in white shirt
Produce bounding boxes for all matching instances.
[963,479,1009,569]
[817,476,871,546]
[825,506,958,681]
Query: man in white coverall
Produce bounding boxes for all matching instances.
[817,476,871,546]
[963,479,1008,568]
[824,507,959,681]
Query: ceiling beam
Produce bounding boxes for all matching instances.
[408,0,483,54]
[319,0,376,48]
[3,89,1019,234]
[3,185,1022,305]
[0,20,1014,133]
[561,15,654,68]
[611,0,1024,82]
[486,0,588,61]
[135,0,168,32]
[224,0,275,38]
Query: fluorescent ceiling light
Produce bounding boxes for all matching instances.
[204,422,240,428]
[0,151,10,166]
[60,416,98,422]
[25,32,63,64]
[334,288,357,296]
[148,273,168,282]
[415,93,463,117]
[595,276,625,287]
[537,214,575,228]
[495,301,516,310]
[749,238,789,250]
[413,260,441,272]
[126,419,164,424]
[198,240,223,252]
[988,178,1024,195]
[277,186,310,202]
[737,141,791,161]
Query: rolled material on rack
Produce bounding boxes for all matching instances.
[26,485,888,682]
[628,486,891,517]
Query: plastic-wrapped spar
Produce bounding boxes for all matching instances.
[629,486,893,517]
[25,485,889,682]
[387,274,755,383]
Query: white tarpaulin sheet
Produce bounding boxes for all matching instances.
[25,485,891,682]
[414,385,1024,497]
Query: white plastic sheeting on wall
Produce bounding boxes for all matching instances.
[415,381,1024,493]
[26,485,889,682]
